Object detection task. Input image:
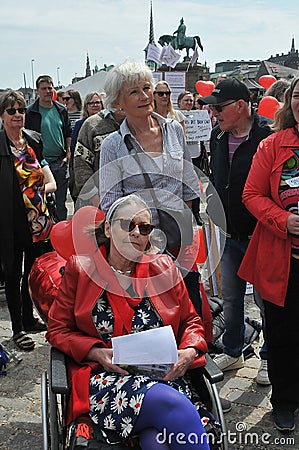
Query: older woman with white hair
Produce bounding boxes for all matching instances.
[99,61,200,264]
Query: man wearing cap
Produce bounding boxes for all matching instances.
[200,78,272,385]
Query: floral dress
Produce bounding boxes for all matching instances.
[89,290,194,444]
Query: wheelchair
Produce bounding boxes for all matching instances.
[41,347,229,450]
[28,211,229,449]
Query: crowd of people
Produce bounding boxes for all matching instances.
[0,60,298,447]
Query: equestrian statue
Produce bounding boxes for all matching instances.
[158,18,203,60]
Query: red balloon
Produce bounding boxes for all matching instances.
[52,89,57,101]
[50,220,74,260]
[258,75,277,90]
[195,80,215,97]
[72,206,104,255]
[50,206,104,259]
[258,96,280,120]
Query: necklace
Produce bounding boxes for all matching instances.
[110,265,132,275]
[8,136,26,152]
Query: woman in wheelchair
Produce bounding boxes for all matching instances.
[46,194,210,449]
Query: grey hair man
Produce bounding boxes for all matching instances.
[200,78,272,385]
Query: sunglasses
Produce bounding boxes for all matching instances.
[113,218,154,235]
[5,107,27,115]
[210,100,237,113]
[155,91,171,97]
[87,101,102,107]
[62,96,71,102]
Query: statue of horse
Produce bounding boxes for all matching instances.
[158,34,203,59]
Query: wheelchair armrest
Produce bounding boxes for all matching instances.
[203,354,224,384]
[50,347,69,395]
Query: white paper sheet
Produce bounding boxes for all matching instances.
[112,325,178,365]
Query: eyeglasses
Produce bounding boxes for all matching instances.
[62,96,71,102]
[87,101,102,107]
[5,107,27,115]
[112,218,154,235]
[155,91,171,97]
[210,100,237,113]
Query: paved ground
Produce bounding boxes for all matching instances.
[1,291,298,450]
[0,198,298,449]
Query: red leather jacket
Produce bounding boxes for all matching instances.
[46,248,207,422]
[238,127,298,305]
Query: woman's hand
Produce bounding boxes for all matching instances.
[163,348,197,381]
[86,346,129,375]
[287,213,299,235]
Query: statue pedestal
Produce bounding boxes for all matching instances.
[155,62,210,92]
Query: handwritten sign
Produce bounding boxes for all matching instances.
[181,109,212,142]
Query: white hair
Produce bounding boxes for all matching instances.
[103,61,154,112]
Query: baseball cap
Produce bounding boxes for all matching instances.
[199,78,251,105]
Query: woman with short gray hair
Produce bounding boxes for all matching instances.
[100,61,200,262]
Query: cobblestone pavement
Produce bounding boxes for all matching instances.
[1,291,298,450]
[0,197,298,449]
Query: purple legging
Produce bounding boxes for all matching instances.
[133,383,210,450]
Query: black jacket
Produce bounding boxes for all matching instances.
[0,128,44,276]
[25,99,72,152]
[208,111,272,239]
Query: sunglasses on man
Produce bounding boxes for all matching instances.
[5,107,27,115]
[112,218,154,235]
[210,100,237,113]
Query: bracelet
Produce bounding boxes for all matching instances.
[187,347,200,358]
[40,159,48,167]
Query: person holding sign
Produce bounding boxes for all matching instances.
[46,194,210,449]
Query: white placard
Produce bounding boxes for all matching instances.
[152,72,163,83]
[112,325,178,365]
[165,72,186,88]
[147,44,181,69]
[181,110,212,142]
[170,86,185,109]
[147,43,163,65]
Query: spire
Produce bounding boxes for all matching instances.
[291,36,296,53]
[148,0,155,45]
[85,52,91,77]
[144,1,157,69]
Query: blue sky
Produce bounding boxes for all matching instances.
[1,0,298,89]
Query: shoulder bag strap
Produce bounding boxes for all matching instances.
[123,134,161,209]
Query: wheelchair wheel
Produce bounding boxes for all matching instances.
[41,370,64,450]
[203,376,229,450]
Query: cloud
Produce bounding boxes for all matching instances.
[0,0,298,89]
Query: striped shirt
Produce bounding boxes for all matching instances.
[99,113,200,224]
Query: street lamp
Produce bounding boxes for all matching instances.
[31,59,35,100]
[57,66,60,88]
